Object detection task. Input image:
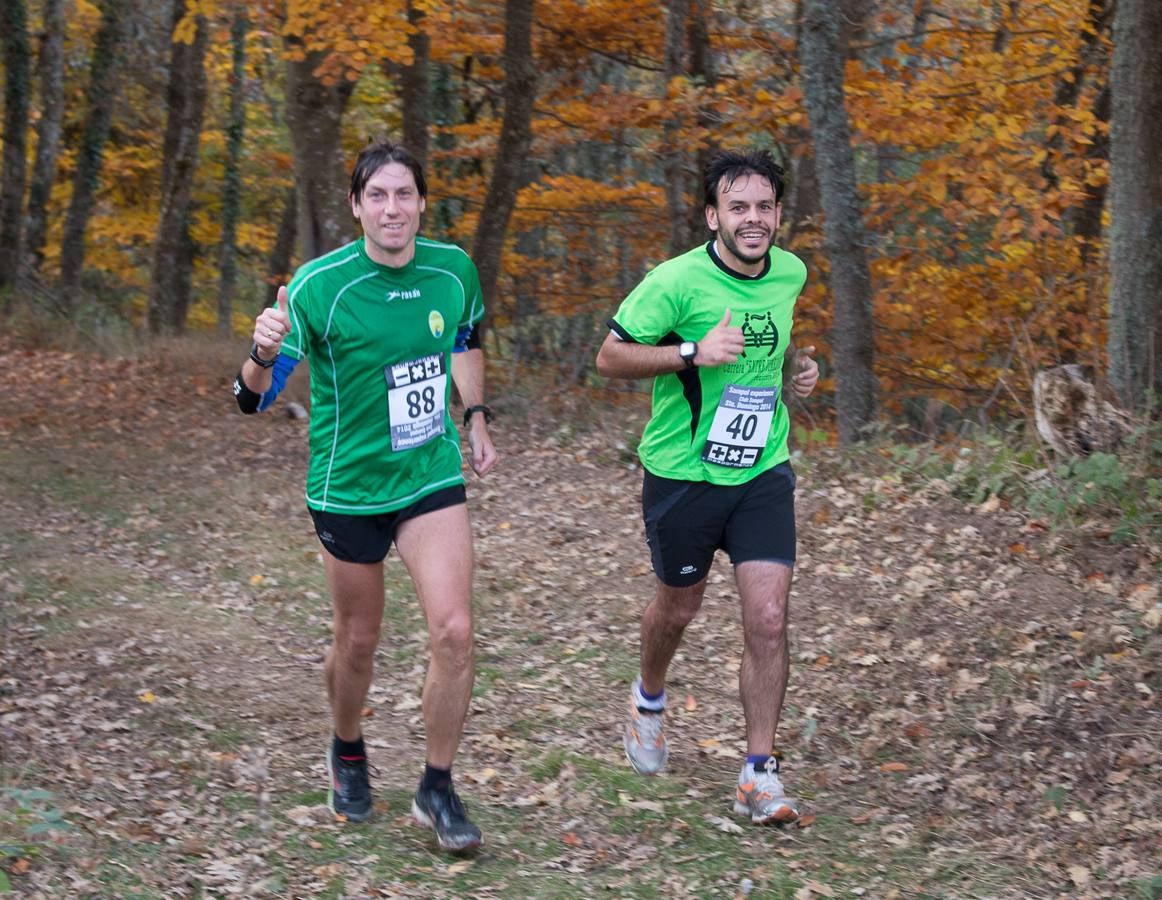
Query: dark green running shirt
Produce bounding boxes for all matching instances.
[609,242,807,485]
[277,237,484,514]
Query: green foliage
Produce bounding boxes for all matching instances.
[0,787,73,860]
[1027,451,1161,543]
[872,421,1161,545]
[793,423,831,452]
[1043,784,1067,812]
[948,434,1042,506]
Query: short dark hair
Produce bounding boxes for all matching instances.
[349,139,427,203]
[703,149,785,207]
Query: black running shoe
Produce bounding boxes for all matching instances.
[326,747,372,822]
[411,785,483,852]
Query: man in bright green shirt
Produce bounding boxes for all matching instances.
[233,140,494,852]
[597,148,819,826]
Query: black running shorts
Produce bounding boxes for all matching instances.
[642,462,796,587]
[308,484,467,564]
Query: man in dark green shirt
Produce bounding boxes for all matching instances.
[234,140,495,852]
[597,148,819,825]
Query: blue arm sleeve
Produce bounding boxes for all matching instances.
[453,323,481,353]
[257,354,300,412]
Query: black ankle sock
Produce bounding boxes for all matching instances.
[421,763,452,792]
[333,734,366,762]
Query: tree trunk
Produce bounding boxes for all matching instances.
[783,146,821,248]
[264,186,297,309]
[684,0,717,246]
[284,47,354,260]
[1107,0,1162,409]
[216,6,247,335]
[800,0,877,443]
[1070,82,1110,273]
[23,0,64,276]
[471,0,536,337]
[58,0,126,300]
[147,1,208,335]
[0,0,31,291]
[401,0,431,167]
[1041,0,1112,193]
[662,0,690,257]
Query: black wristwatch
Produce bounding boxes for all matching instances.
[249,343,276,369]
[463,404,493,427]
[679,341,698,369]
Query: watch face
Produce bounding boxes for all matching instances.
[680,342,696,359]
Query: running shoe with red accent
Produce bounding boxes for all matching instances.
[326,747,372,822]
[734,756,799,825]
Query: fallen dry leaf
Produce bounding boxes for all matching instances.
[706,815,744,834]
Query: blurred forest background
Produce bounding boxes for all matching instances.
[0,0,1159,441]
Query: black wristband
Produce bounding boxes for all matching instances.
[462,404,493,427]
[249,343,276,368]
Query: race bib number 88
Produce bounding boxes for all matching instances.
[385,354,447,451]
[701,384,777,468]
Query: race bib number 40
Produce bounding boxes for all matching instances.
[385,354,447,451]
[701,384,777,468]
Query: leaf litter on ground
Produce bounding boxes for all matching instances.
[0,338,1159,897]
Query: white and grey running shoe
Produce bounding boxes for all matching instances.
[624,692,668,775]
[734,756,799,825]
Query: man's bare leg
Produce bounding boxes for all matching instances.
[639,576,707,695]
[320,551,385,822]
[734,560,793,755]
[394,501,482,851]
[624,576,707,774]
[732,559,797,824]
[394,503,475,768]
[322,553,386,741]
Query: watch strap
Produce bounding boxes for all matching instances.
[463,404,493,427]
[249,343,276,369]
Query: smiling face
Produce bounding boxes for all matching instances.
[351,162,426,267]
[705,172,781,276]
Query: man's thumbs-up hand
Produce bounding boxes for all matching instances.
[252,285,293,362]
[694,308,746,367]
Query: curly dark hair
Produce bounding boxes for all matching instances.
[703,149,785,207]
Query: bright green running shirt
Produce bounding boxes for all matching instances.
[277,237,484,514]
[609,242,807,485]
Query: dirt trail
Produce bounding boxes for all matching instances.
[1,342,1158,898]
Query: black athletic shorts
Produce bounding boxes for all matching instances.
[642,462,796,587]
[308,484,467,564]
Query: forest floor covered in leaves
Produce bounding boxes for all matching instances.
[1,336,1159,899]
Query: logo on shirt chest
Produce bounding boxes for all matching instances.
[385,288,422,303]
[740,311,778,357]
[428,310,445,339]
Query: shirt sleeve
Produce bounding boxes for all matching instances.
[458,254,485,331]
[608,265,683,345]
[277,273,313,362]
